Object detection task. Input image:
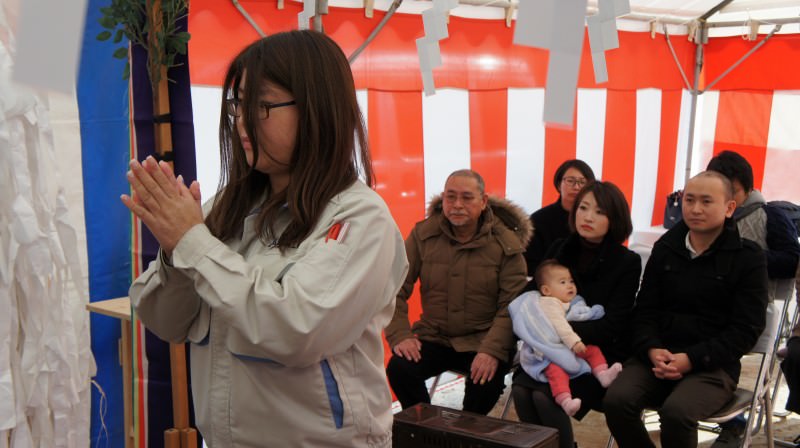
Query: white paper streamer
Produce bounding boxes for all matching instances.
[298,0,316,30]
[514,0,588,127]
[588,0,630,83]
[417,0,458,96]
[0,33,93,448]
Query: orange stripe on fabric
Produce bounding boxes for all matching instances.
[469,90,508,196]
[651,90,683,226]
[713,90,773,190]
[705,34,800,91]
[368,90,426,368]
[369,90,426,238]
[542,108,577,205]
[188,0,694,91]
[602,90,637,207]
[127,70,147,448]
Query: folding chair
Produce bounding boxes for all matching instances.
[426,369,516,418]
[427,349,520,419]
[427,370,463,399]
[606,300,783,448]
[704,297,785,448]
[771,277,799,417]
[428,372,519,421]
[773,266,800,448]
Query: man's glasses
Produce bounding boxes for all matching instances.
[562,177,587,188]
[226,98,296,120]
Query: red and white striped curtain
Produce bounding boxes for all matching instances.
[187,1,800,334]
[698,89,800,205]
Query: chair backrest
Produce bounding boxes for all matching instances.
[753,301,782,355]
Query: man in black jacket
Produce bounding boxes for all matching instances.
[603,171,768,448]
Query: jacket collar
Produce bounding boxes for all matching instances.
[420,194,534,248]
[661,218,742,256]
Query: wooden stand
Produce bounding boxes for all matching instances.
[86,297,135,448]
[87,297,198,448]
[165,342,198,448]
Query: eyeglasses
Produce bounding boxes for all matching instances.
[226,98,296,120]
[562,177,587,188]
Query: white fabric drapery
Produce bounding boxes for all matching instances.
[0,34,94,448]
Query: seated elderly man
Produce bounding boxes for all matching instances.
[385,169,531,414]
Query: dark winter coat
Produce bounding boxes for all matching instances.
[385,196,532,363]
[545,233,642,363]
[632,219,768,383]
[523,199,570,276]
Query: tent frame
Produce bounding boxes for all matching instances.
[229,0,800,184]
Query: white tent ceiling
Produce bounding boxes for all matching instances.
[323,0,800,35]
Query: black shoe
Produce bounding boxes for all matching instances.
[710,424,745,448]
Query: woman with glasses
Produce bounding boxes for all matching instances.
[512,181,641,448]
[122,30,408,447]
[523,160,596,278]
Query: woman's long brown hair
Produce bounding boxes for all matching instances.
[206,30,373,251]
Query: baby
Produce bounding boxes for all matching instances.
[510,259,622,416]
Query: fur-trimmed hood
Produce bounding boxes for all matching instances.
[426,194,534,247]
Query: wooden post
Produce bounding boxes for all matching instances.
[148,0,174,162]
[121,319,134,448]
[146,1,196,447]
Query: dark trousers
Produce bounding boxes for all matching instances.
[385,340,510,415]
[603,358,737,448]
[782,336,800,413]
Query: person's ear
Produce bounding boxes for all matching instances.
[540,284,551,296]
[725,199,736,218]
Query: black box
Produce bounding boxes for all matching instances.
[393,403,559,448]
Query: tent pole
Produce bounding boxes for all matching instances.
[698,0,735,21]
[702,25,782,93]
[349,0,404,63]
[683,24,705,187]
[313,0,328,32]
[232,0,267,38]
[683,23,781,186]
[682,0,730,187]
[707,17,800,29]
[663,26,692,91]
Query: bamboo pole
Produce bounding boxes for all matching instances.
[146,1,196,447]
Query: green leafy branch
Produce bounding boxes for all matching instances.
[96,0,190,90]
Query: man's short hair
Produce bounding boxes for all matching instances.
[447,169,486,195]
[706,150,754,193]
[692,171,735,200]
[534,259,566,288]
